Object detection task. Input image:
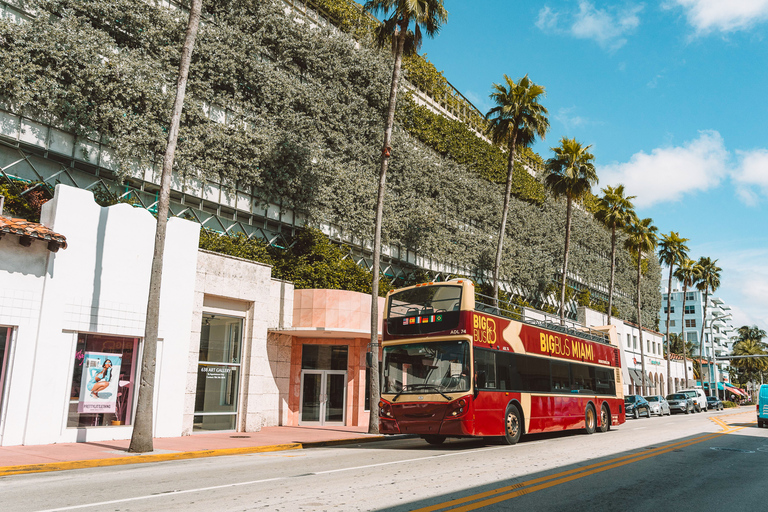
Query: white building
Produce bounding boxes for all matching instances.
[0,185,292,445]
[659,275,735,392]
[1,184,386,447]
[579,307,692,396]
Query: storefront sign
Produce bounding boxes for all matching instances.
[78,351,122,413]
[200,366,233,380]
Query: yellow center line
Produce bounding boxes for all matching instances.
[414,423,743,512]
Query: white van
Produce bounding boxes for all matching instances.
[680,388,708,412]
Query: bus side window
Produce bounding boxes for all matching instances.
[474,349,496,389]
[551,361,570,392]
[571,363,595,393]
[496,352,521,391]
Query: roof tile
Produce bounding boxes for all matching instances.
[0,216,67,251]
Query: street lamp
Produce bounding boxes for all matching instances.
[708,312,732,399]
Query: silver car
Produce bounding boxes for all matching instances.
[644,395,671,416]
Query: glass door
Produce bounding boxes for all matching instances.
[300,370,347,425]
[194,314,243,431]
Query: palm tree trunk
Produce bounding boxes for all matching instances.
[369,25,406,435]
[681,285,689,388]
[665,267,673,394]
[559,197,572,325]
[492,136,517,305]
[129,0,202,453]
[637,254,646,394]
[607,226,616,326]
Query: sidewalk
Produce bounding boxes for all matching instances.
[0,426,402,477]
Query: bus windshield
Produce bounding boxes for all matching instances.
[382,341,470,394]
[386,284,462,336]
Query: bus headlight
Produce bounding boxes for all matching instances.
[379,400,394,419]
[447,397,468,417]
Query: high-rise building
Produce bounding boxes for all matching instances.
[659,275,735,388]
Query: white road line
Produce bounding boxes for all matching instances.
[34,445,510,511]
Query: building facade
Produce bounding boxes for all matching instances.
[0,185,383,446]
[659,275,735,391]
[579,307,691,396]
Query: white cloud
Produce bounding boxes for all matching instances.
[598,130,730,207]
[536,6,559,31]
[647,73,663,88]
[537,2,643,50]
[733,149,768,205]
[667,0,768,34]
[554,106,604,132]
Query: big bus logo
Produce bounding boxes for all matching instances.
[473,315,497,345]
[539,332,594,361]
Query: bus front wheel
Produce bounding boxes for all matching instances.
[584,404,597,434]
[502,403,523,445]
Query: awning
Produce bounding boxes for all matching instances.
[724,385,746,397]
[702,382,726,391]
[627,369,648,386]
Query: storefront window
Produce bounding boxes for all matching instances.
[67,334,139,427]
[194,314,243,431]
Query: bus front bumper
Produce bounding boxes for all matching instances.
[379,417,474,436]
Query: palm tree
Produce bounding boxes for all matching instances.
[544,137,598,324]
[129,0,202,453]
[486,75,549,303]
[624,215,657,394]
[673,257,702,389]
[363,0,448,435]
[667,332,696,358]
[658,232,690,393]
[732,339,768,385]
[736,325,767,345]
[696,256,722,377]
[594,185,635,326]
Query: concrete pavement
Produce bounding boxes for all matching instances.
[0,426,405,477]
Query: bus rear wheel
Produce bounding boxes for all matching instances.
[598,404,610,433]
[502,403,522,445]
[422,435,446,445]
[584,404,597,434]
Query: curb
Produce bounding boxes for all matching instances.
[0,434,411,477]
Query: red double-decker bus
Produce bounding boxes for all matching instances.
[378,279,625,444]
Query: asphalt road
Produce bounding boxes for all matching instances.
[1,407,765,512]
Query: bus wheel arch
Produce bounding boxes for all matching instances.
[502,400,524,445]
[598,402,611,432]
[584,402,597,435]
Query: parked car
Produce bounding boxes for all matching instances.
[625,395,651,419]
[644,395,671,416]
[680,388,708,412]
[666,393,695,414]
[757,384,768,427]
[707,395,724,411]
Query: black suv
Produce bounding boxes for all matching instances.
[707,395,724,411]
[624,394,651,419]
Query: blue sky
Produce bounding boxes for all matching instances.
[416,0,768,334]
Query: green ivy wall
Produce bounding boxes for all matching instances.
[0,0,661,326]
